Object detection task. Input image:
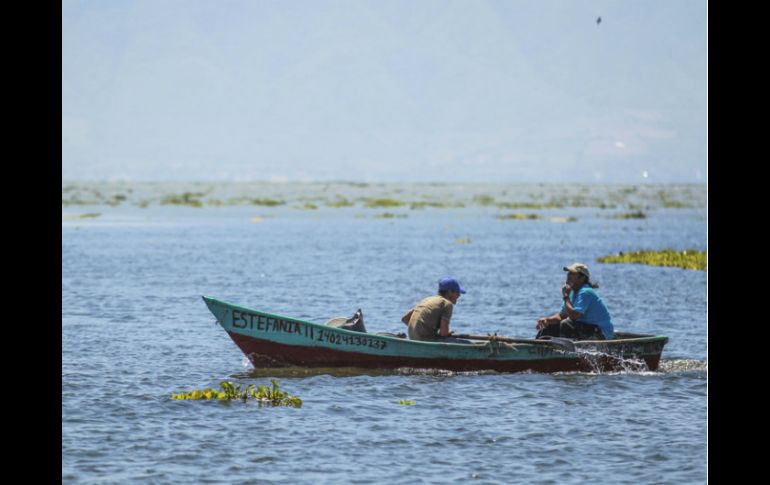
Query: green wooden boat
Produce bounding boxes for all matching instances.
[202,296,668,373]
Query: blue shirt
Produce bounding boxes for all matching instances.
[560,286,614,339]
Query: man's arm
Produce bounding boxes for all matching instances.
[536,312,564,330]
[438,317,452,336]
[562,297,584,321]
[560,283,584,321]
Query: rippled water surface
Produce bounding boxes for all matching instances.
[62,183,707,484]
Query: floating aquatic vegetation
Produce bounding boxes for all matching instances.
[59,181,707,211]
[661,199,687,208]
[376,212,408,219]
[618,187,638,195]
[171,380,302,407]
[397,400,415,405]
[363,198,404,208]
[409,201,457,209]
[611,211,647,219]
[454,237,471,244]
[63,213,101,219]
[496,202,559,209]
[300,203,318,210]
[249,198,285,207]
[655,190,690,208]
[326,197,353,208]
[496,213,541,220]
[160,192,204,208]
[598,249,706,271]
[548,195,602,208]
[473,194,495,206]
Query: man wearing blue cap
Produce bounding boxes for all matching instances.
[401,277,466,341]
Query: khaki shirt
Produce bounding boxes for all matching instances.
[408,295,454,340]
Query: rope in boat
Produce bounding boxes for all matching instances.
[483,336,519,356]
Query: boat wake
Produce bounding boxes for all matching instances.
[658,359,707,373]
[230,353,705,378]
[557,358,707,377]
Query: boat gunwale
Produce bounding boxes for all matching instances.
[202,295,668,348]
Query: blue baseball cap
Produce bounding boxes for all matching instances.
[438,276,466,294]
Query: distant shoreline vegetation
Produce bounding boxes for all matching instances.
[598,249,707,271]
[62,182,707,211]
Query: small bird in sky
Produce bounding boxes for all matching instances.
[596,16,602,25]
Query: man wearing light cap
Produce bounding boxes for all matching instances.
[535,263,614,340]
[402,277,466,341]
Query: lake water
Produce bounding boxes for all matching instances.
[62,183,707,484]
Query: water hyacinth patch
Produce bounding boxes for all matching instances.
[363,198,404,208]
[397,400,415,405]
[408,200,455,209]
[495,201,559,209]
[611,211,647,219]
[496,213,541,220]
[473,194,496,206]
[598,249,706,271]
[160,192,205,207]
[61,182,706,211]
[326,197,354,208]
[171,380,302,407]
[248,198,285,207]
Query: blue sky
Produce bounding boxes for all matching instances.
[62,0,707,183]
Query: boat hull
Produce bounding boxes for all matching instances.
[203,296,667,373]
